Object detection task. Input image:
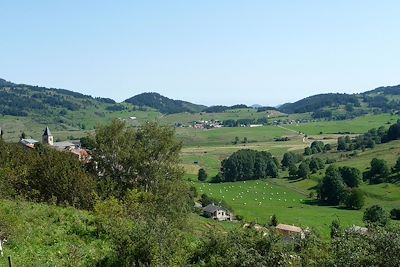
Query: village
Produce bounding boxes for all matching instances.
[17,127,89,161]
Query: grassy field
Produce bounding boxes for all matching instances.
[179,114,400,238]
[0,200,114,266]
[192,179,364,238]
[175,124,299,147]
[283,114,398,135]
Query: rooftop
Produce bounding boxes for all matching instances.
[276,224,303,233]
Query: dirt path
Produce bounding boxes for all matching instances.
[276,125,311,145]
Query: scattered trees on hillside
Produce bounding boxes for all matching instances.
[337,121,400,153]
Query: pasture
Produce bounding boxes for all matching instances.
[192,179,367,238]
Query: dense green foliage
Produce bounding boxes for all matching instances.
[0,78,116,117]
[198,168,208,182]
[219,149,279,182]
[304,141,330,155]
[363,205,389,226]
[202,104,248,113]
[281,152,303,170]
[222,117,268,127]
[279,93,360,114]
[124,92,205,114]
[0,140,95,209]
[319,165,364,209]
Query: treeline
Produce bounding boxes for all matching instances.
[304,141,332,155]
[202,104,249,113]
[337,120,400,151]
[222,117,268,127]
[0,82,120,117]
[214,149,279,182]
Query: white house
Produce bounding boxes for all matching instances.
[202,203,232,221]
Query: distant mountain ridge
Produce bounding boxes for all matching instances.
[2,78,400,118]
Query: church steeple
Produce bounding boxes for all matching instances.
[42,126,54,145]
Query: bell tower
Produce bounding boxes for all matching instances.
[42,126,54,145]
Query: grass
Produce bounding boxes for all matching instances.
[176,125,298,147]
[192,179,366,238]
[283,114,398,135]
[0,199,114,266]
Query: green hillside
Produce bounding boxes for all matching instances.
[124,92,206,114]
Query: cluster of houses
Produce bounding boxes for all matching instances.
[200,202,307,239]
[199,202,369,240]
[19,127,89,161]
[191,120,223,129]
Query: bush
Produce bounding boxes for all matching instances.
[363,205,389,226]
[390,208,400,220]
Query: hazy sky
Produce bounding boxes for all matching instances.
[1,1,400,106]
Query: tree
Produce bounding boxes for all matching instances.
[20,131,26,140]
[330,218,342,238]
[324,143,332,151]
[221,149,278,182]
[297,161,310,179]
[319,165,346,205]
[390,208,400,220]
[269,214,278,226]
[337,137,347,151]
[363,205,389,226]
[281,152,302,170]
[29,147,96,209]
[343,188,364,210]
[198,168,208,182]
[368,158,390,184]
[310,141,325,153]
[339,166,361,188]
[393,157,400,173]
[304,147,312,156]
[309,158,324,173]
[243,137,248,144]
[288,164,298,178]
[234,136,239,145]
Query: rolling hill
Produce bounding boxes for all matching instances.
[124,92,206,114]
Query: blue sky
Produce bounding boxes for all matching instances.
[1,1,400,106]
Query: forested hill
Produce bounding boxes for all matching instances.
[0,78,116,117]
[278,93,360,114]
[124,92,206,114]
[278,84,400,115]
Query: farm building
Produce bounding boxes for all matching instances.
[202,203,232,221]
[276,223,305,239]
[20,138,39,149]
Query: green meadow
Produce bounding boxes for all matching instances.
[179,114,400,238]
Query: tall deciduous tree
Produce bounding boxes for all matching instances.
[319,165,346,205]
